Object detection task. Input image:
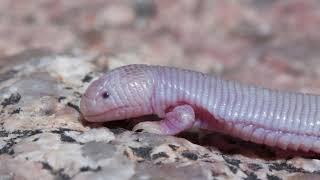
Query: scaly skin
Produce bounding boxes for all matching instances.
[80,64,320,153]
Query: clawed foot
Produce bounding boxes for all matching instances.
[132,105,196,135]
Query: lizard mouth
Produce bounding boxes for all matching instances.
[82,105,130,122]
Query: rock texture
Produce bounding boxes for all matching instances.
[1,0,320,93]
[1,0,320,179]
[0,52,320,180]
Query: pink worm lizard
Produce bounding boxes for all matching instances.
[80,64,320,153]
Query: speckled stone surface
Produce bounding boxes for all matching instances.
[1,52,320,180]
[2,0,320,93]
[1,1,320,179]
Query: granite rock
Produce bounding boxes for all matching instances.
[1,0,320,92]
[1,1,320,179]
[0,52,320,180]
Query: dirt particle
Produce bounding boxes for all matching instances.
[152,152,169,160]
[1,93,21,108]
[181,151,198,161]
[82,74,93,83]
[130,146,153,160]
[168,144,179,151]
[67,102,80,113]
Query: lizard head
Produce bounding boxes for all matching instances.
[80,65,154,122]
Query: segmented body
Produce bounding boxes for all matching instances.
[83,64,320,153]
[149,65,320,152]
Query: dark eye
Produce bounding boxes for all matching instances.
[101,91,110,99]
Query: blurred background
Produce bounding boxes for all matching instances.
[1,0,320,93]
